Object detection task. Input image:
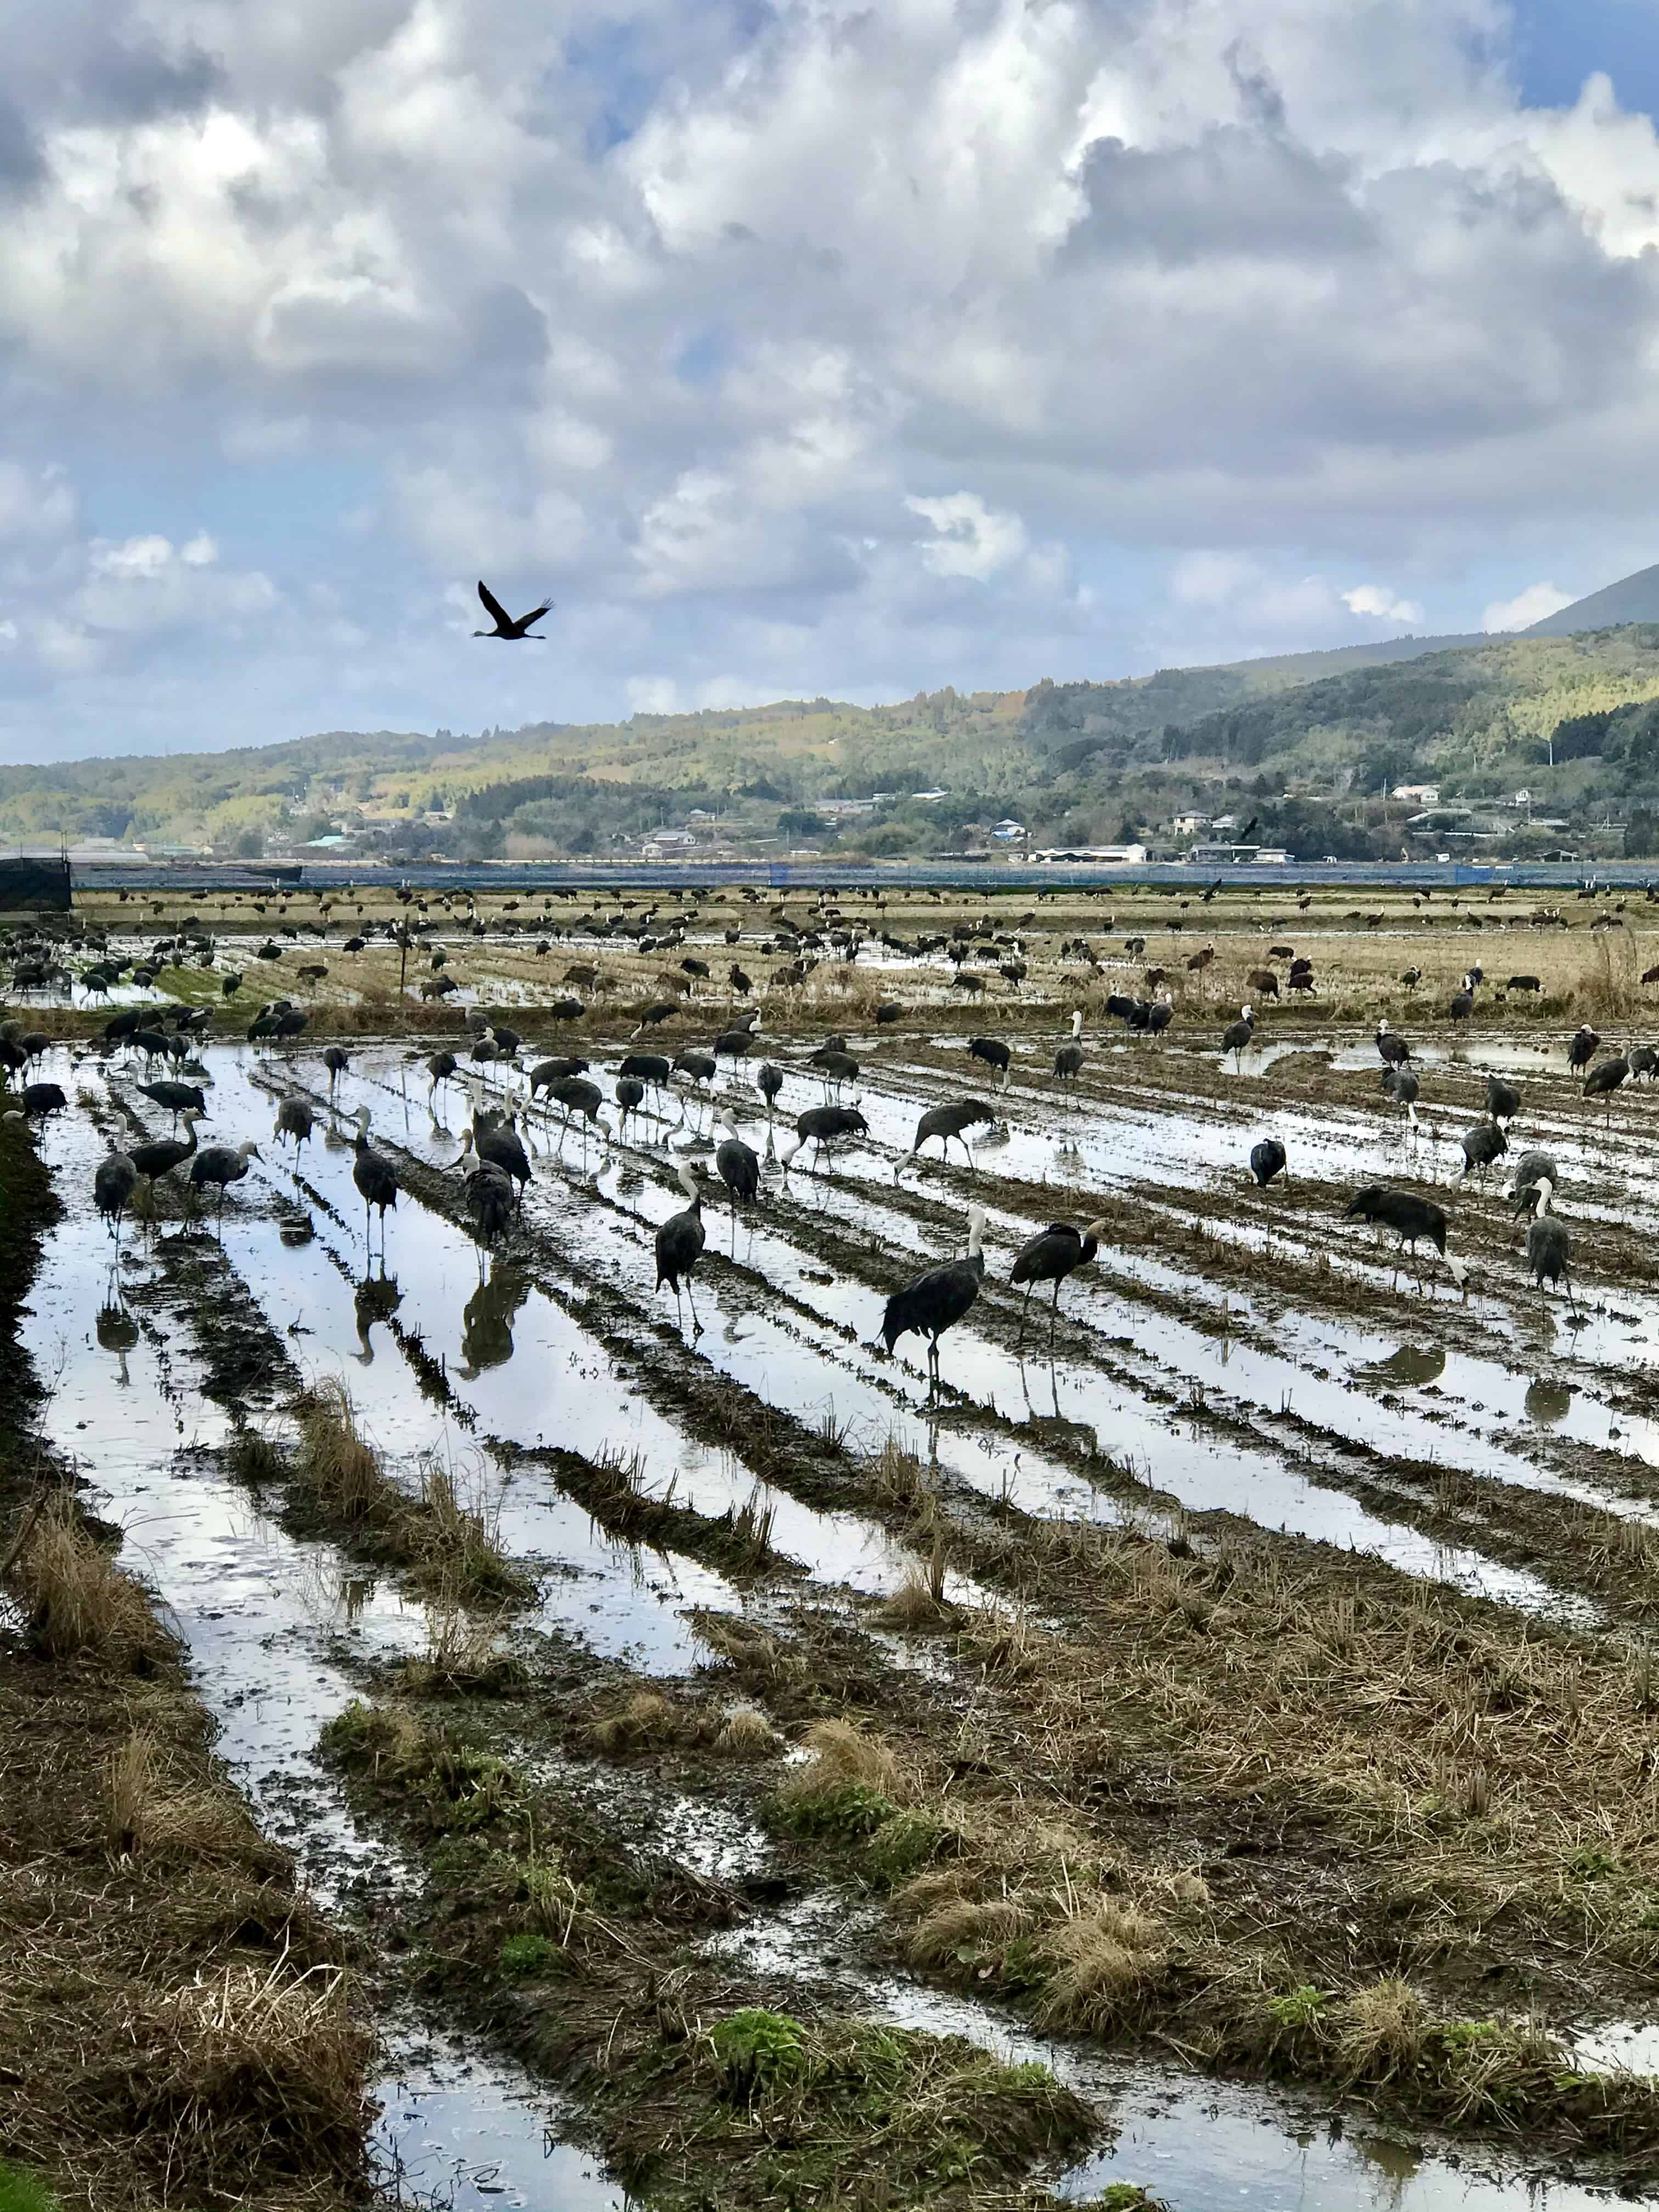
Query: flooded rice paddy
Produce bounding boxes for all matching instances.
[14,879,1659,2207]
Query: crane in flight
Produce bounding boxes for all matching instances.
[473,580,552,640]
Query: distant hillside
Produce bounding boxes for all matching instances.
[1522,561,1659,637]
[10,620,1659,864]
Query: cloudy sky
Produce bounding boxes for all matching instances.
[4,0,1659,763]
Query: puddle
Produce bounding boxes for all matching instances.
[370,2035,627,2210]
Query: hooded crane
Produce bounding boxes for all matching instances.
[137,1079,207,1129]
[780,1104,868,1172]
[615,1075,646,1133]
[1344,1186,1468,1288]
[1508,1150,1560,1221]
[1569,1024,1600,1074]
[755,1062,785,1115]
[189,1138,262,1227]
[352,1108,398,1254]
[1221,1005,1255,1069]
[1375,1020,1412,1070]
[1459,1122,1508,1183]
[1010,1217,1108,1345]
[1052,1037,1086,1100]
[323,1046,351,1096]
[907,1098,996,1170]
[879,1205,987,1387]
[1249,1138,1288,1187]
[1585,1053,1629,1116]
[473,578,551,639]
[654,1163,706,1331]
[713,1115,760,1206]
[968,1037,1011,1091]
[94,1150,138,1239]
[1485,1075,1520,1126]
[620,1051,673,1097]
[1525,1178,1576,1311]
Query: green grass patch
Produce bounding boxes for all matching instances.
[498,1932,558,1978]
[772,1780,898,1841]
[0,2163,63,2212]
[602,2011,1094,2208]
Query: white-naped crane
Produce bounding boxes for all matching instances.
[654,1161,706,1333]
[188,1137,262,1228]
[351,1106,398,1255]
[273,1094,314,1160]
[1525,1177,1576,1313]
[94,1149,138,1239]
[1010,1216,1107,1345]
[878,1204,986,1390]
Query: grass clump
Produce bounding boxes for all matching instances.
[8,1498,174,1668]
[605,2011,1093,2207]
[710,2007,807,2097]
[293,1385,534,1607]
[401,1606,526,1695]
[106,1729,281,1872]
[132,1959,373,2184]
[588,1689,690,1756]
[318,1700,523,1834]
[297,1380,393,1524]
[498,1932,558,1978]
[713,1702,782,1758]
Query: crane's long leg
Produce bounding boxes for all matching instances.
[1050,1277,1062,1344]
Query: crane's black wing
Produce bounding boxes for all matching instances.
[477,579,511,629]
[518,600,552,630]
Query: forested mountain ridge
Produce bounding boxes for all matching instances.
[8,620,1659,862]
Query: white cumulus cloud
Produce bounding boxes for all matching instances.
[1343,584,1425,624]
[1483,582,1576,632]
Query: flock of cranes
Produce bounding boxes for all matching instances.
[33,953,1616,1396]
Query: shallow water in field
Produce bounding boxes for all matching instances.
[16,1031,1659,2210]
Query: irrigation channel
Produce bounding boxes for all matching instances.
[12,977,1659,2208]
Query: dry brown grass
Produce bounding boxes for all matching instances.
[106,1729,279,1870]
[8,1498,174,1666]
[292,1385,533,1606]
[1034,1898,1171,2032]
[587,1689,689,1754]
[297,1379,395,1525]
[713,1702,782,1757]
[777,1717,906,1824]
